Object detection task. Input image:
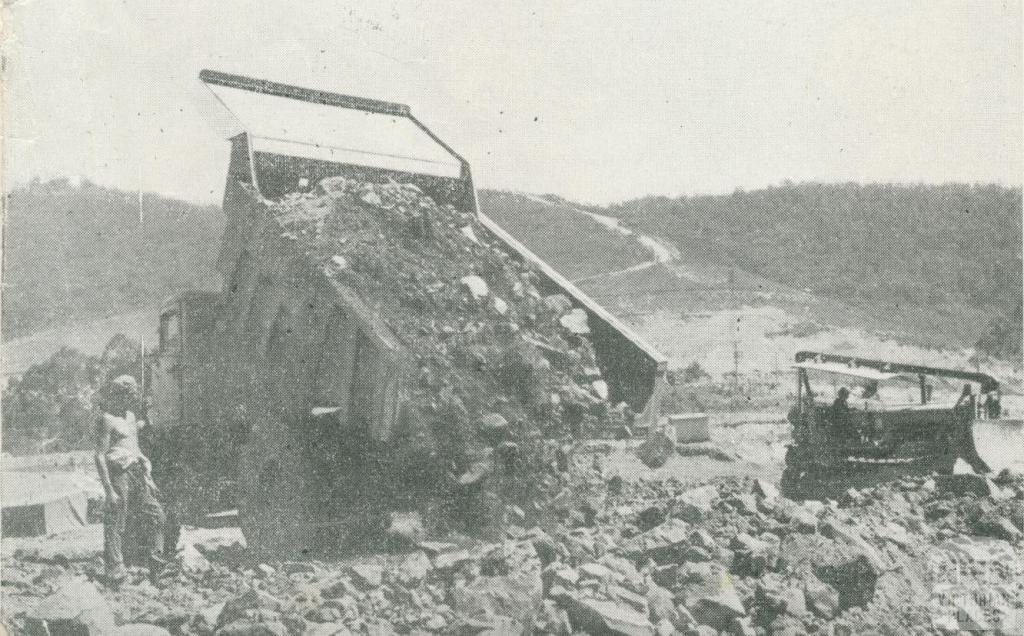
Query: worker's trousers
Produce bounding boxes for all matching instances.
[104,460,165,573]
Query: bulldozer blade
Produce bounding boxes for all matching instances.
[971,418,1024,475]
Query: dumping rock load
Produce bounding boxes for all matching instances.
[268,176,631,531]
[145,71,667,559]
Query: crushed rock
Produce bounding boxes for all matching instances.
[4,470,1024,634]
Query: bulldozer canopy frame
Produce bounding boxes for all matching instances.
[794,351,1000,394]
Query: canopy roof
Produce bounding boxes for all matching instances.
[199,70,463,179]
[794,350,1000,392]
[793,361,903,382]
[2,470,103,508]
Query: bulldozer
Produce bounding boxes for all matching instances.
[780,351,1011,499]
[143,70,668,556]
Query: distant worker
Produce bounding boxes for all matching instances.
[984,391,1001,419]
[94,375,166,582]
[831,387,852,438]
[955,384,974,410]
[861,381,879,400]
[832,387,851,412]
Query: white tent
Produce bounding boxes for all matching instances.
[2,471,103,537]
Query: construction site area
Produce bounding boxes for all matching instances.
[3,70,1023,636]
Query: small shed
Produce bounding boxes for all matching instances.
[2,471,103,537]
[666,412,711,443]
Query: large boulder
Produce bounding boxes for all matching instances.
[675,562,746,631]
[534,599,574,635]
[302,624,353,636]
[730,532,780,576]
[674,485,719,523]
[974,511,1024,541]
[600,554,644,592]
[753,575,806,620]
[765,615,803,636]
[454,540,543,632]
[688,529,718,552]
[432,547,475,571]
[726,493,758,516]
[394,551,432,586]
[543,294,574,315]
[789,506,819,533]
[752,478,780,502]
[638,428,675,469]
[560,593,656,636]
[609,584,649,615]
[349,562,384,589]
[618,518,690,564]
[216,619,289,636]
[645,583,679,626]
[685,572,747,633]
[454,573,543,632]
[109,626,173,636]
[780,532,880,610]
[579,562,615,582]
[560,308,592,335]
[819,518,889,574]
[179,542,212,573]
[801,572,840,619]
[24,578,117,636]
[387,511,425,546]
[527,529,559,566]
[216,588,285,630]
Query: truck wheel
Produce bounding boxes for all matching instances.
[238,436,316,560]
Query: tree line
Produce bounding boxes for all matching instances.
[608,182,1022,360]
[2,178,224,341]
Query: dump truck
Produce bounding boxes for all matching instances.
[780,351,1008,499]
[145,70,667,555]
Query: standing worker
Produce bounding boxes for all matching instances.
[94,375,166,582]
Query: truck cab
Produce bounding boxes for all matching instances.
[149,291,221,431]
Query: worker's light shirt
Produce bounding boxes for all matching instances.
[104,411,147,469]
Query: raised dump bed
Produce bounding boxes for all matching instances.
[148,71,667,555]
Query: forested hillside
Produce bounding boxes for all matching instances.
[610,183,1022,360]
[2,178,224,341]
[3,179,1020,362]
[1,334,143,454]
[479,191,649,279]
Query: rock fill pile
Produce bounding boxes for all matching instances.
[5,467,1022,634]
[265,177,634,531]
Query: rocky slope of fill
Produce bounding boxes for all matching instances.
[5,463,1022,635]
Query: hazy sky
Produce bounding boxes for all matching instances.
[4,1,1021,205]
